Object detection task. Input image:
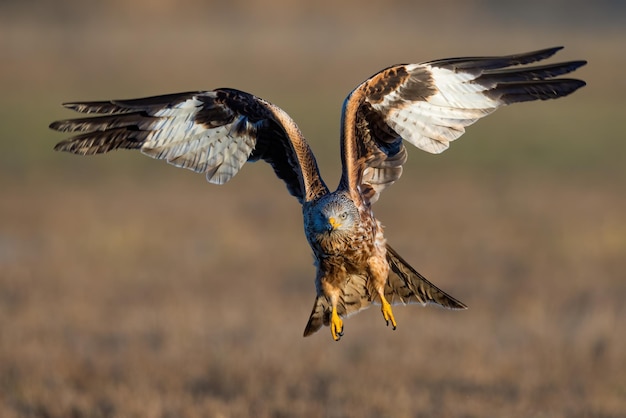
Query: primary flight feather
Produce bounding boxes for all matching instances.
[51,46,586,341]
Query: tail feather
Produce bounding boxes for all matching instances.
[302,245,466,337]
[303,274,372,337]
[384,245,467,309]
[303,296,328,337]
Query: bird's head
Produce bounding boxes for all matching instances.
[309,193,359,238]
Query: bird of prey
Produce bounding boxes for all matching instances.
[50,46,586,341]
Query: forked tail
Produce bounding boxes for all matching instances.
[383,245,467,309]
[303,244,466,337]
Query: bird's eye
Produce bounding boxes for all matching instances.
[339,212,348,220]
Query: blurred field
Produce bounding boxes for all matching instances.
[1,1,626,417]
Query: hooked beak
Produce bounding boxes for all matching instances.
[328,216,341,231]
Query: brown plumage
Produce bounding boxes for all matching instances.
[50,47,586,340]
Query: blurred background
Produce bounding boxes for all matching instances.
[1,1,624,417]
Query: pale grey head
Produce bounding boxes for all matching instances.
[306,192,360,240]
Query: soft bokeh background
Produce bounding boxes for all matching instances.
[1,1,625,417]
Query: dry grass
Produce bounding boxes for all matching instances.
[1,169,624,417]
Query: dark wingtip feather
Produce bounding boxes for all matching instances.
[49,118,99,132]
[59,91,206,115]
[493,78,587,104]
[49,120,65,132]
[499,46,564,67]
[567,78,587,91]
[428,46,571,72]
[52,140,73,153]
[52,128,144,155]
[478,60,588,85]
[61,101,132,114]
[501,45,563,65]
[49,112,157,134]
[528,45,563,57]
[565,60,587,72]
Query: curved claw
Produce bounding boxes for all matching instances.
[381,298,397,330]
[330,307,344,341]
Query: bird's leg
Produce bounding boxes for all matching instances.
[321,280,344,341]
[378,291,397,330]
[330,305,343,341]
[368,253,397,330]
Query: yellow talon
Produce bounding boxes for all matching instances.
[381,298,397,330]
[330,307,344,341]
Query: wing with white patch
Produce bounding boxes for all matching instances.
[339,46,586,205]
[51,89,328,203]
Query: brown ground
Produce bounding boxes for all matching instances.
[1,2,625,417]
[2,170,625,417]
[3,165,625,417]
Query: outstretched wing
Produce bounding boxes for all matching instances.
[339,46,586,204]
[51,89,328,203]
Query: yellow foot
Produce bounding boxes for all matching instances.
[381,298,397,330]
[330,307,344,341]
